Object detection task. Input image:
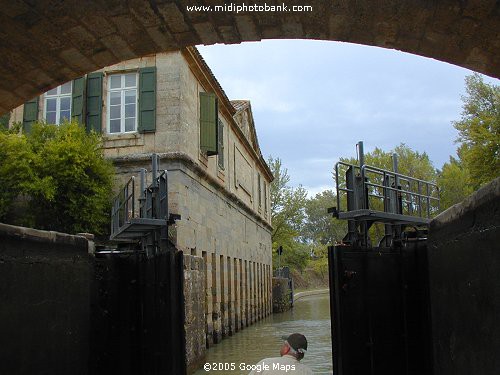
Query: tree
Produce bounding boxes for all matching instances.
[303,189,346,245]
[336,144,438,242]
[268,156,308,271]
[269,156,307,247]
[437,157,474,210]
[0,131,49,222]
[0,121,115,234]
[0,112,10,129]
[453,73,499,188]
[339,144,437,182]
[273,241,310,272]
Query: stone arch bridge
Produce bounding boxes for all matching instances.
[0,0,499,115]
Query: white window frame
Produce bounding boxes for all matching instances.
[44,82,72,125]
[106,72,138,134]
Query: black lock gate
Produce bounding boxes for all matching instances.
[328,141,438,375]
[328,242,433,375]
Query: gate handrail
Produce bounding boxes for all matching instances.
[110,176,135,236]
[334,161,440,221]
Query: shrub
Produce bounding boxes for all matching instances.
[0,121,114,234]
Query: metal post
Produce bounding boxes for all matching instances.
[140,168,146,197]
[392,153,402,244]
[139,168,147,217]
[278,251,281,276]
[130,176,135,221]
[152,153,158,188]
[426,183,431,218]
[417,181,422,217]
[358,141,365,168]
[357,141,368,246]
[335,163,340,212]
[358,142,366,211]
[392,153,401,215]
[392,153,399,182]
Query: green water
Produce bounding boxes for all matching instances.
[194,292,333,374]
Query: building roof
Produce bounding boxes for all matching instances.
[186,47,235,115]
[230,100,250,113]
[230,100,266,174]
[184,47,273,181]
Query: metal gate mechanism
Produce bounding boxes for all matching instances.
[328,141,438,375]
[91,154,186,375]
[108,153,180,257]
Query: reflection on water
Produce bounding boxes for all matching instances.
[194,293,332,375]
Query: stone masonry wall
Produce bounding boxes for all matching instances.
[8,49,275,355]
[168,161,273,345]
[102,50,273,350]
[110,154,273,349]
[272,277,292,313]
[183,254,206,374]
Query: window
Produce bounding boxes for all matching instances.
[199,92,218,155]
[264,182,268,213]
[218,119,224,169]
[258,173,262,207]
[107,73,137,133]
[45,82,72,124]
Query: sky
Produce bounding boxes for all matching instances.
[197,40,499,196]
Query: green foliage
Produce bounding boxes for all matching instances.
[435,74,499,210]
[273,241,310,272]
[0,121,114,234]
[311,257,328,279]
[437,157,474,210]
[303,189,346,245]
[339,144,437,182]
[268,156,307,248]
[0,112,10,129]
[0,132,38,222]
[453,73,499,188]
[337,143,438,242]
[269,156,309,271]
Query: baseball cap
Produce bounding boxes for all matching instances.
[281,333,308,353]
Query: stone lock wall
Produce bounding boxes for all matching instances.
[101,50,274,352]
[0,223,92,375]
[272,277,292,313]
[427,177,500,375]
[8,48,275,359]
[183,254,207,374]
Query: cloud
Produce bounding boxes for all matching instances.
[222,77,296,113]
[197,40,499,192]
[304,185,335,198]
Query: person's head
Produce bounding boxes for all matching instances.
[280,333,308,361]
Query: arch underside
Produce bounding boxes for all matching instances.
[0,0,499,114]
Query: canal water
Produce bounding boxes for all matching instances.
[194,292,332,375]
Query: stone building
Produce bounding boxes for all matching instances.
[9,47,273,366]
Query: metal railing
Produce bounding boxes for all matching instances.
[110,159,171,240]
[362,164,440,218]
[111,176,135,236]
[335,161,440,220]
[335,161,360,212]
[139,169,169,220]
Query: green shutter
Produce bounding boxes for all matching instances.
[218,119,224,168]
[22,96,39,133]
[71,76,86,124]
[138,67,156,133]
[86,72,103,133]
[200,92,218,156]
